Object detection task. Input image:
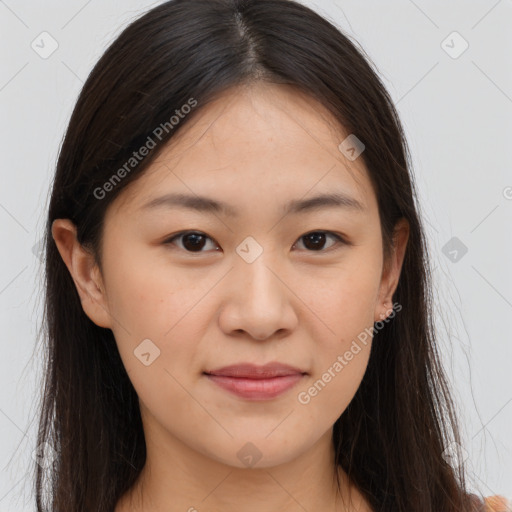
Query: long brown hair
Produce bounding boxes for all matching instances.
[35,0,482,510]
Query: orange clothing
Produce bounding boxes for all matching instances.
[482,495,511,511]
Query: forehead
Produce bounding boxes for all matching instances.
[111,82,375,218]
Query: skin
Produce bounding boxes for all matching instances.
[52,82,409,512]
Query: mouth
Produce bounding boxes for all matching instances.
[203,362,307,401]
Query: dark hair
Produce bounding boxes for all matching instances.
[35,0,484,510]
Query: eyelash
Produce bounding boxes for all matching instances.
[163,230,348,254]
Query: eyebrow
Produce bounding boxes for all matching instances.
[140,191,365,217]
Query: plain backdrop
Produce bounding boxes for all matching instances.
[0,0,511,509]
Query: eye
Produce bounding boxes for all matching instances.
[293,231,346,252]
[163,230,347,254]
[164,231,220,253]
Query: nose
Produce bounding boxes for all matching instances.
[218,253,298,341]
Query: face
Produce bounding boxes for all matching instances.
[54,82,408,471]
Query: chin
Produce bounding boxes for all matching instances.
[200,436,308,470]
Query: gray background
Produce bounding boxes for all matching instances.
[0,0,511,509]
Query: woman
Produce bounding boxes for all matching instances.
[35,0,509,510]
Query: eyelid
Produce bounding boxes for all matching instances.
[163,231,221,252]
[292,231,347,252]
[163,230,349,254]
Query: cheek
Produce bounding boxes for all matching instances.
[297,280,376,423]
[297,254,380,414]
[309,253,382,337]
[101,251,198,383]
[103,245,186,332]
[296,343,371,428]
[107,275,173,340]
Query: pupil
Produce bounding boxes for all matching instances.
[181,232,327,252]
[184,233,205,251]
[304,232,325,250]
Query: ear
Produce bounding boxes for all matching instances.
[374,218,409,322]
[51,218,113,329]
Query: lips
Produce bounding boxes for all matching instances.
[205,362,306,378]
[204,362,307,400]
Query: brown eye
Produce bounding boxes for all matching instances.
[163,230,347,255]
[165,231,219,253]
[294,231,345,252]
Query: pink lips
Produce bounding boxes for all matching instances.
[204,362,306,401]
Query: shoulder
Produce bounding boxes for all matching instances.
[483,496,512,511]
[469,494,512,511]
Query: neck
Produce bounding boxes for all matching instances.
[115,428,368,512]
